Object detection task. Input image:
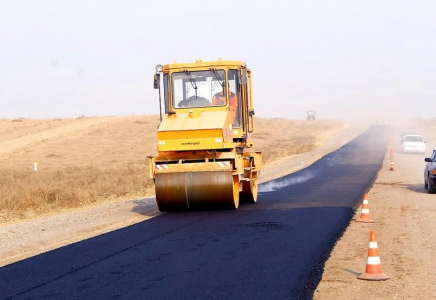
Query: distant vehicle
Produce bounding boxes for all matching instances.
[402,134,426,154]
[305,110,316,120]
[424,150,436,194]
[400,131,417,142]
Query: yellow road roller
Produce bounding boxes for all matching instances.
[148,59,262,211]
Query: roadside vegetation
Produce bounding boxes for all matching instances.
[0,116,345,223]
[253,118,344,164]
[0,166,154,220]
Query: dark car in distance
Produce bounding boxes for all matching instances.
[424,149,436,194]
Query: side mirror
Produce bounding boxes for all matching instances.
[153,73,160,89]
[425,158,432,162]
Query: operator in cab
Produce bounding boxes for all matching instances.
[212,86,239,126]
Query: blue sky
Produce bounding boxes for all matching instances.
[1,0,436,121]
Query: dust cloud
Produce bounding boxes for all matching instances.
[259,172,315,193]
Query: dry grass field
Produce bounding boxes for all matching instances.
[0,115,346,223]
[253,117,343,164]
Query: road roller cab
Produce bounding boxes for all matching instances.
[149,59,262,211]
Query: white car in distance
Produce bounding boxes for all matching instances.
[402,134,426,154]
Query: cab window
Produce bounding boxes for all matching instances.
[172,70,225,108]
[228,69,241,127]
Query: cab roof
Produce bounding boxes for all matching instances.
[163,59,247,72]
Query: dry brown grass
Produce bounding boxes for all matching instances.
[0,115,345,222]
[252,118,345,164]
[0,166,154,220]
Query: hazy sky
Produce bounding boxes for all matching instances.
[1,0,436,121]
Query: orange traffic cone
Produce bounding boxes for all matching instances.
[356,194,374,223]
[389,160,395,171]
[358,230,390,281]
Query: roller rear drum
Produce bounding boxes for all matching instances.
[155,171,239,212]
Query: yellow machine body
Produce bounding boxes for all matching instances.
[149,59,262,211]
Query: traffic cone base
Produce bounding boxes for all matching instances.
[356,216,374,223]
[356,195,374,223]
[358,271,390,281]
[389,161,395,171]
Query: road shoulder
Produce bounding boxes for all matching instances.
[314,124,436,300]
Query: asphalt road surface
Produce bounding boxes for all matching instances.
[0,125,390,300]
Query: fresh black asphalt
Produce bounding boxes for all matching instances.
[0,125,390,300]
